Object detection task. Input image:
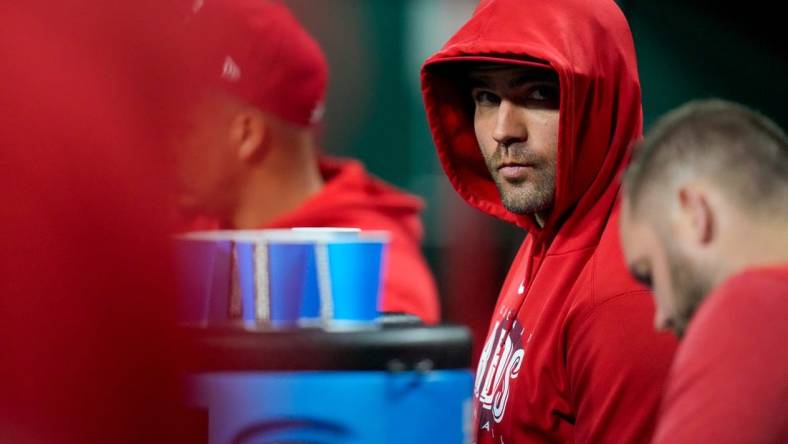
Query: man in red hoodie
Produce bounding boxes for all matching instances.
[620,99,788,443]
[175,0,439,323]
[421,0,677,441]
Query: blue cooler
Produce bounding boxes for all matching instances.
[181,323,473,443]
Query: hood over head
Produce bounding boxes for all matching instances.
[422,0,642,243]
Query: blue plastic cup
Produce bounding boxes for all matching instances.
[173,235,234,324]
[264,240,312,327]
[315,233,389,329]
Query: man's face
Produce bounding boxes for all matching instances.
[469,64,560,216]
[171,93,242,218]
[620,198,713,337]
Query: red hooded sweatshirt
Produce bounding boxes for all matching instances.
[421,0,677,442]
[189,156,440,324]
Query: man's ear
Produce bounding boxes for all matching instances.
[677,185,715,246]
[228,107,266,162]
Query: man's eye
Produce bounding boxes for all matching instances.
[472,89,500,106]
[527,85,558,103]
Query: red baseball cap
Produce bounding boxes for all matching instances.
[186,0,327,127]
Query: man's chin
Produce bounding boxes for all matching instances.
[494,179,553,215]
[500,193,553,216]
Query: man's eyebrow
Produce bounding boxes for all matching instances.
[467,72,492,88]
[467,68,558,89]
[507,71,558,89]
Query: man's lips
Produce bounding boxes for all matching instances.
[497,162,534,180]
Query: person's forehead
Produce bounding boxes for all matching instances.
[466,63,556,85]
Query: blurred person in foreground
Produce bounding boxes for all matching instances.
[420,0,677,441]
[620,99,788,444]
[0,0,196,442]
[176,0,439,323]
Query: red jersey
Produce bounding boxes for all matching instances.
[654,266,788,444]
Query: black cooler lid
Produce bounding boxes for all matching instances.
[179,322,472,372]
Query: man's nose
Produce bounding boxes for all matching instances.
[492,100,528,148]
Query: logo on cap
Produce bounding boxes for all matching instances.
[221,55,242,82]
[309,102,326,125]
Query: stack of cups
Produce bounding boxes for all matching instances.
[174,228,389,329]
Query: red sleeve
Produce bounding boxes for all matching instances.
[653,281,788,444]
[378,228,441,324]
[567,291,677,443]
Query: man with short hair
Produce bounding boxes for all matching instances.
[420,0,677,442]
[175,0,439,323]
[620,99,788,443]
